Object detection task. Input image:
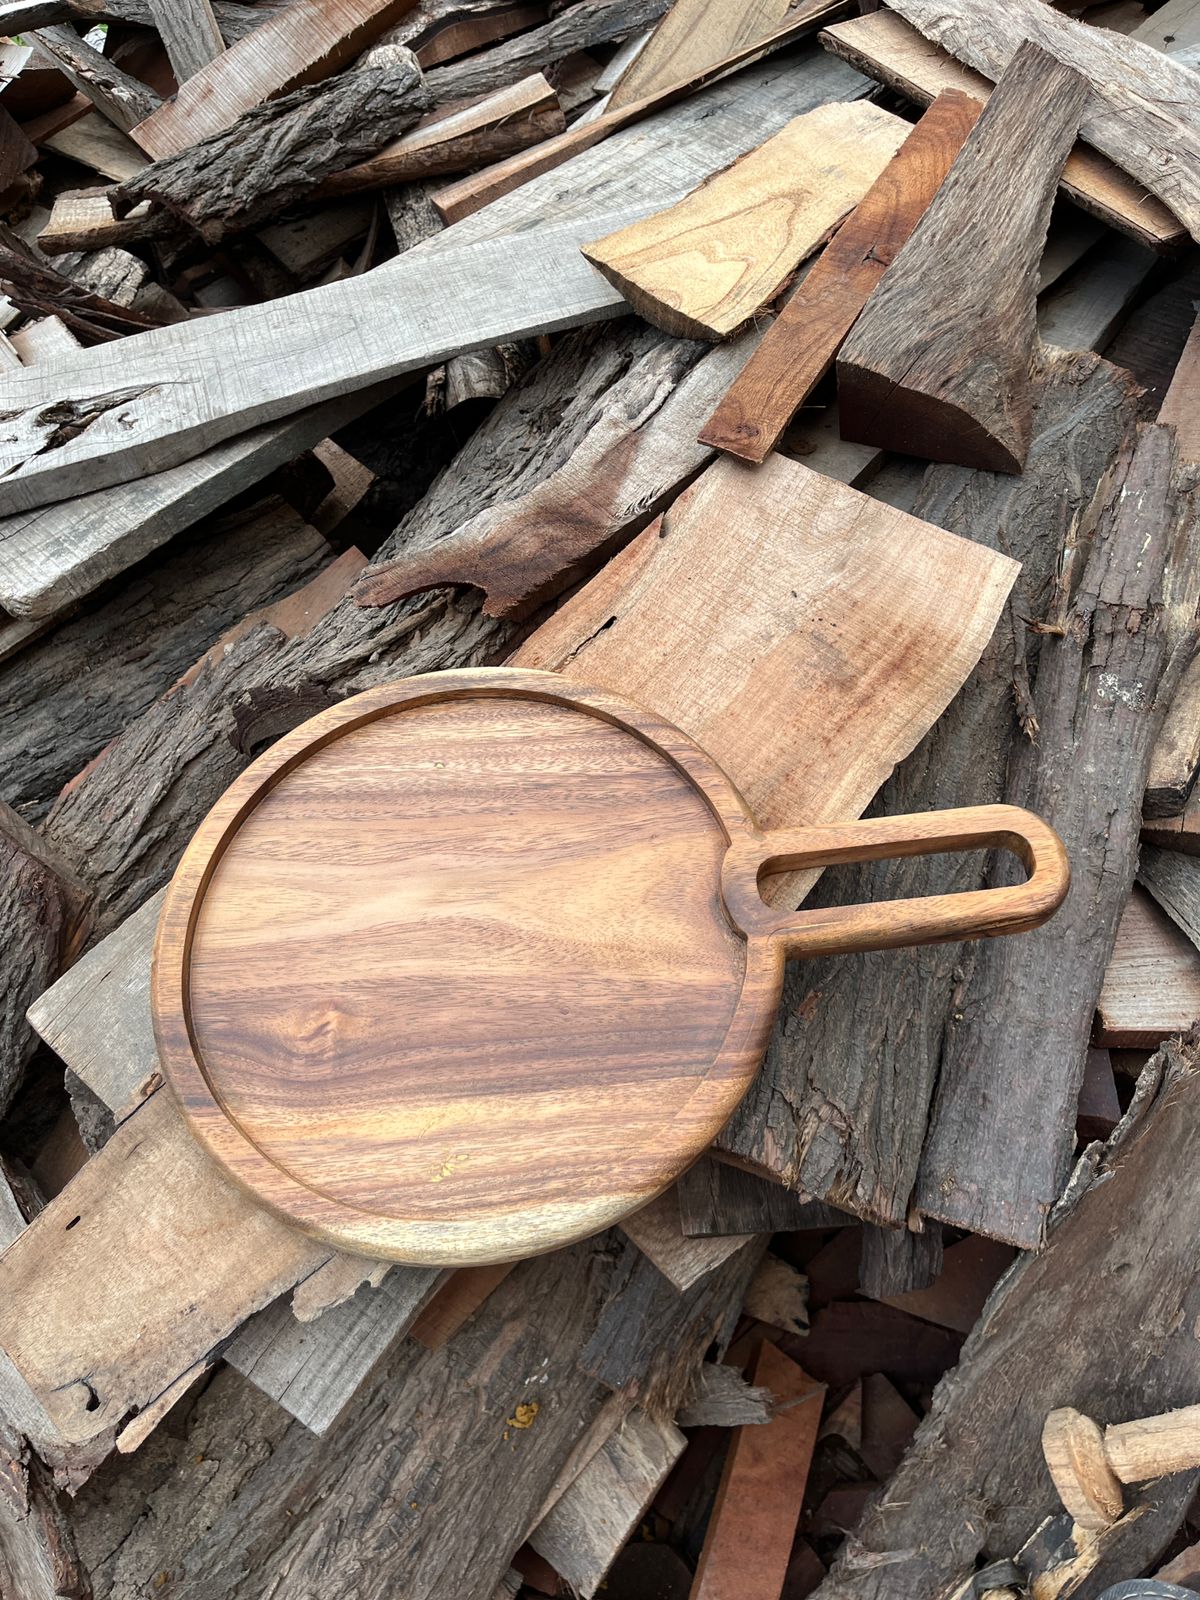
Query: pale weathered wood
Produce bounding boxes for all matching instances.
[113,49,430,243]
[528,1411,686,1597]
[355,323,762,618]
[1096,886,1200,1048]
[619,1188,753,1292]
[148,0,226,81]
[1140,845,1200,954]
[38,189,170,256]
[130,0,419,159]
[700,89,979,464]
[883,0,1200,242]
[42,109,147,182]
[29,24,160,134]
[317,73,563,198]
[0,51,866,513]
[1036,232,1157,353]
[605,0,793,110]
[838,43,1087,474]
[1133,0,1200,51]
[583,100,909,340]
[818,9,1187,251]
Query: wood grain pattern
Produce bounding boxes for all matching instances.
[837,42,1087,474]
[148,0,225,81]
[699,89,978,463]
[153,667,1065,1264]
[29,24,160,134]
[1095,886,1200,1048]
[130,0,419,159]
[884,0,1200,243]
[604,0,792,111]
[818,10,1187,253]
[582,100,909,340]
[1140,846,1200,954]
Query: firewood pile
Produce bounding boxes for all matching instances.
[4,0,1200,1595]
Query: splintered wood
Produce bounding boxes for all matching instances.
[583,100,909,339]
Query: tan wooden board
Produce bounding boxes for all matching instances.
[1095,886,1200,1047]
[606,0,794,111]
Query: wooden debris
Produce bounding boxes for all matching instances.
[113,49,431,243]
[741,1253,809,1336]
[677,1157,846,1238]
[858,1373,920,1481]
[393,0,546,69]
[130,0,417,159]
[1140,845,1200,954]
[528,1411,686,1598]
[857,1222,942,1299]
[1158,313,1200,459]
[42,109,147,182]
[1096,886,1200,1048]
[838,43,1087,474]
[884,0,1200,241]
[818,9,1187,251]
[1077,1047,1123,1143]
[699,89,979,464]
[582,100,909,340]
[30,25,160,134]
[148,0,226,82]
[408,1264,511,1350]
[875,1235,1014,1335]
[676,1363,773,1428]
[690,1341,824,1600]
[605,0,795,110]
[619,1189,754,1294]
[799,1300,962,1388]
[1143,795,1200,854]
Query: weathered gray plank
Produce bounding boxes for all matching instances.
[148,0,226,80]
[1140,844,1200,952]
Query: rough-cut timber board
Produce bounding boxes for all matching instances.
[678,1156,846,1236]
[699,89,979,463]
[0,49,869,516]
[1132,0,1200,51]
[1095,886,1200,1047]
[605,0,795,110]
[1140,846,1200,954]
[836,42,1087,474]
[42,110,147,183]
[882,0,1200,242]
[148,0,226,82]
[818,11,1186,251]
[1157,312,1200,458]
[516,454,1019,912]
[1143,799,1200,855]
[582,99,909,340]
[130,0,420,159]
[618,1188,753,1291]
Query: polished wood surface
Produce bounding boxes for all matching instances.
[153,668,1068,1265]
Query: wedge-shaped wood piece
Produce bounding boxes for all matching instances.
[678,1156,846,1236]
[699,89,978,463]
[1140,846,1200,954]
[885,0,1200,242]
[130,0,419,159]
[838,42,1087,473]
[691,1341,824,1600]
[818,10,1186,253]
[583,100,910,340]
[605,0,794,111]
[1097,887,1200,1048]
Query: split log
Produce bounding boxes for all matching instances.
[29,24,159,132]
[0,51,862,514]
[699,88,978,463]
[605,0,794,110]
[1096,887,1200,1048]
[714,348,1141,1220]
[148,0,225,81]
[0,497,333,824]
[354,323,762,618]
[112,48,430,244]
[0,224,165,340]
[883,0,1200,241]
[432,0,851,223]
[0,802,91,1116]
[916,422,1200,1245]
[129,0,417,159]
[818,9,1186,251]
[582,100,909,341]
[316,73,563,198]
[837,42,1087,473]
[813,1032,1200,1600]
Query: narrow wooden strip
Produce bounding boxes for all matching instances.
[837,42,1087,474]
[409,1263,514,1349]
[884,0,1200,242]
[1140,846,1200,953]
[1096,886,1200,1048]
[130,0,419,159]
[605,0,794,111]
[818,10,1185,251]
[38,189,168,256]
[148,0,226,82]
[432,0,849,224]
[699,89,978,463]
[582,99,909,340]
[619,1188,753,1292]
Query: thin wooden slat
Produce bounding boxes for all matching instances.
[818,10,1186,251]
[605,0,794,111]
[148,0,226,82]
[130,0,420,160]
[408,1263,513,1349]
[1140,845,1200,954]
[1095,886,1200,1048]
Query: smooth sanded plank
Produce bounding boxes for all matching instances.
[1096,887,1200,1047]
[699,89,978,463]
[837,42,1087,474]
[582,99,909,340]
[605,0,794,111]
[148,0,226,81]
[0,48,868,517]
[818,10,1186,251]
[130,0,419,159]
[883,0,1200,242]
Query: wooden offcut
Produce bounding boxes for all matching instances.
[837,43,1087,474]
[582,100,910,340]
[605,0,795,110]
[1096,887,1200,1048]
[699,89,979,463]
[148,0,225,81]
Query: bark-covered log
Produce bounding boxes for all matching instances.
[814,1031,1200,1600]
[30,23,160,132]
[0,223,164,342]
[112,48,429,244]
[0,497,331,825]
[714,348,1141,1225]
[916,423,1200,1245]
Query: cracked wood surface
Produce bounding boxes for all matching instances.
[0,50,866,515]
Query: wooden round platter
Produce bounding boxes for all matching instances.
[152,667,1069,1265]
